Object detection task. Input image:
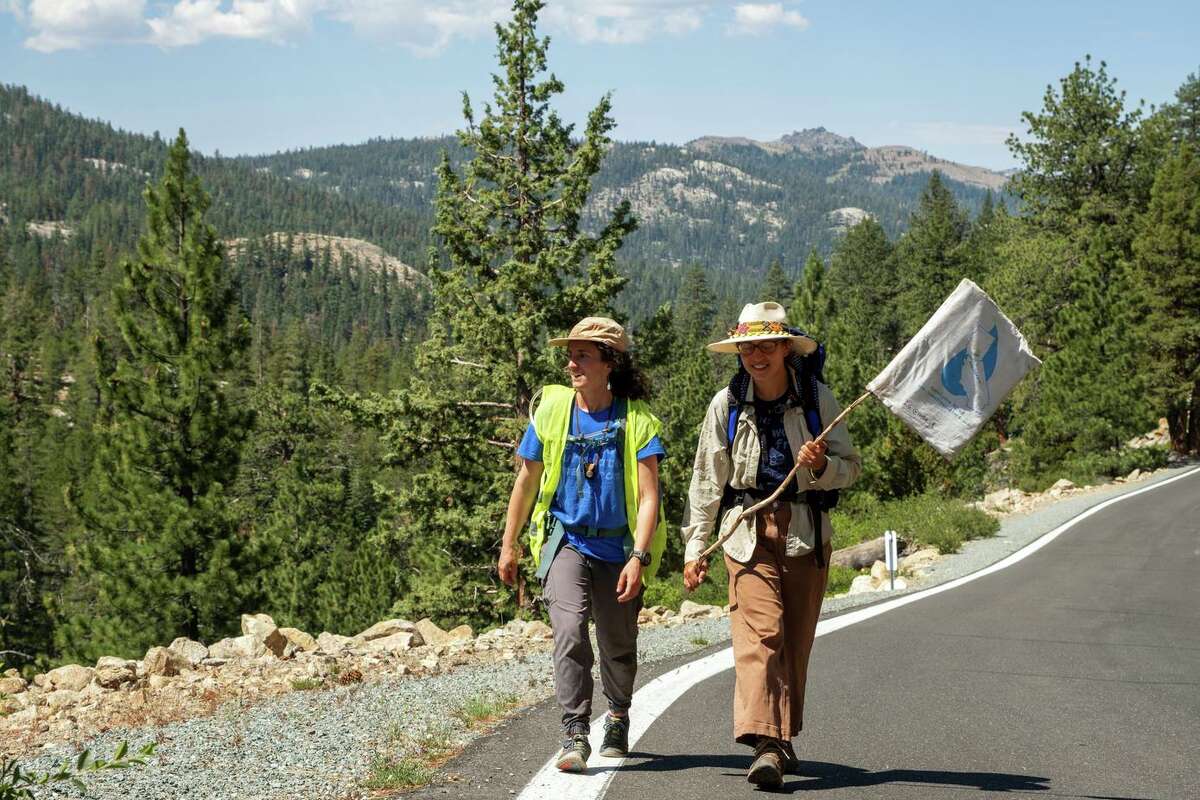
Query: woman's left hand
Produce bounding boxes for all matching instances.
[616,559,643,603]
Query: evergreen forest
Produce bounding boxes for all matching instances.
[1,1,1197,673]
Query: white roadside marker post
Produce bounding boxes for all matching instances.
[884,530,898,591]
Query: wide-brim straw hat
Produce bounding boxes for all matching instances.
[707,302,817,355]
[548,316,631,353]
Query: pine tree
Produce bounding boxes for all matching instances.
[59,131,255,661]
[790,249,833,340]
[894,171,969,336]
[1132,144,1200,452]
[326,0,636,623]
[758,258,793,305]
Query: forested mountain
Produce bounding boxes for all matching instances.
[2,45,1196,681]
[237,128,1004,313]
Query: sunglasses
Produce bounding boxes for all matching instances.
[736,340,783,355]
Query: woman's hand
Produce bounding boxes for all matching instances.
[683,559,708,591]
[796,440,828,473]
[498,544,521,587]
[616,558,643,603]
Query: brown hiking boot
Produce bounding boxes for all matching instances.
[747,738,785,789]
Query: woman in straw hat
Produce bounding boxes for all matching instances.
[498,317,668,773]
[682,301,861,788]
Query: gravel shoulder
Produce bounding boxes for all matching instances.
[23,462,1197,799]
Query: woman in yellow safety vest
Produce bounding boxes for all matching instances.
[498,316,667,773]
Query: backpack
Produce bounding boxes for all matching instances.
[722,335,838,567]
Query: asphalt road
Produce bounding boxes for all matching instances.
[607,468,1200,799]
[411,468,1200,800]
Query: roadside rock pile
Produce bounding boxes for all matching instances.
[1,604,728,758]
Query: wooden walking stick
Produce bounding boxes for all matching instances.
[696,390,873,563]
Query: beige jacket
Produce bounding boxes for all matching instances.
[682,379,862,564]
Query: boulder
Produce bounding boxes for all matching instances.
[447,624,474,641]
[279,628,319,653]
[45,688,81,712]
[208,635,269,661]
[94,656,137,689]
[414,618,452,646]
[679,600,723,620]
[1047,478,1077,496]
[522,621,553,640]
[316,632,356,653]
[364,631,423,653]
[847,574,878,595]
[1125,468,1143,482]
[983,487,1028,513]
[831,537,891,570]
[355,618,417,643]
[45,664,94,692]
[143,646,190,677]
[168,637,209,667]
[899,548,940,576]
[241,613,288,657]
[0,671,27,695]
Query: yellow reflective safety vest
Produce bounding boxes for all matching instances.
[526,384,668,579]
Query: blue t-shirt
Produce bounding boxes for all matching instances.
[518,400,665,563]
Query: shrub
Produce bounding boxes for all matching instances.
[831,492,998,555]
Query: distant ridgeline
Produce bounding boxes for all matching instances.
[235,128,1007,315]
[0,83,1006,318]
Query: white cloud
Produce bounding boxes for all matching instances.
[727,3,808,36]
[147,0,319,47]
[23,0,147,51]
[7,1,796,54]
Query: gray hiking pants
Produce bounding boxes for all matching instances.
[543,544,642,732]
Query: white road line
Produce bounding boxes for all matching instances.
[516,465,1200,800]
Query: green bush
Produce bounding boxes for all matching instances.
[644,556,728,611]
[831,492,998,555]
[1,742,155,800]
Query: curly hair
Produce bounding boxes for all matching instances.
[597,343,652,400]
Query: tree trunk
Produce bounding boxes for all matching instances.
[1187,379,1200,454]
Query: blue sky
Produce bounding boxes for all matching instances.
[2,1,1197,169]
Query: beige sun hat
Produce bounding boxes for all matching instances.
[548,316,631,353]
[706,302,817,355]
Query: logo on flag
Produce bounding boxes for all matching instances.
[867,280,1041,459]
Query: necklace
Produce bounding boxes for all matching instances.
[573,394,615,480]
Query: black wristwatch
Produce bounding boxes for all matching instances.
[629,549,651,566]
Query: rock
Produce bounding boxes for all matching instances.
[279,628,318,653]
[1047,478,1077,496]
[8,706,36,725]
[168,637,209,667]
[899,548,939,576]
[847,575,877,595]
[364,631,423,653]
[143,646,190,677]
[447,624,474,641]
[241,613,288,657]
[522,621,553,640]
[200,657,227,668]
[414,618,452,646]
[45,665,94,692]
[147,674,172,690]
[355,618,417,643]
[208,635,269,661]
[831,536,891,570]
[869,560,891,583]
[93,657,137,689]
[45,688,80,712]
[0,672,27,695]
[679,600,722,620]
[317,632,355,653]
[637,609,658,625]
[1125,468,1143,482]
[982,487,1028,513]
[419,655,440,674]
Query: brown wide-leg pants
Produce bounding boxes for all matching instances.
[725,504,830,746]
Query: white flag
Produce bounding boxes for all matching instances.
[866,279,1041,459]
